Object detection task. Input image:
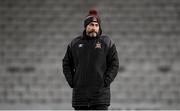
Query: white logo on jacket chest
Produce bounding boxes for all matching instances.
[78,44,83,48]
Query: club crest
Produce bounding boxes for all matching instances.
[95,42,101,48]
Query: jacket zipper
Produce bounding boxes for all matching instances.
[85,39,97,107]
[86,39,92,106]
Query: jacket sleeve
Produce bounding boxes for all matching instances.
[104,43,119,87]
[62,45,74,88]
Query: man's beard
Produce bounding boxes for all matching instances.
[87,31,98,37]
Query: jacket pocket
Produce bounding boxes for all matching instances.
[73,71,79,88]
[96,72,105,88]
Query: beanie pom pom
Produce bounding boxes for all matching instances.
[89,9,98,16]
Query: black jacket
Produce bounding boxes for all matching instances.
[62,33,119,107]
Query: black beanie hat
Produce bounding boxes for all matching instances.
[84,9,101,28]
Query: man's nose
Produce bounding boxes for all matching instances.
[91,27,95,30]
[92,26,96,30]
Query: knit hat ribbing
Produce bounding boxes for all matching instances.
[84,9,101,28]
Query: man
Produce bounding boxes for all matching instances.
[62,9,119,110]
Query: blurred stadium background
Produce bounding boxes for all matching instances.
[0,0,180,110]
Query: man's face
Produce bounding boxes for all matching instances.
[86,22,100,37]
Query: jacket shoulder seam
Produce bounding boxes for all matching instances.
[100,35,114,48]
[69,36,82,48]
